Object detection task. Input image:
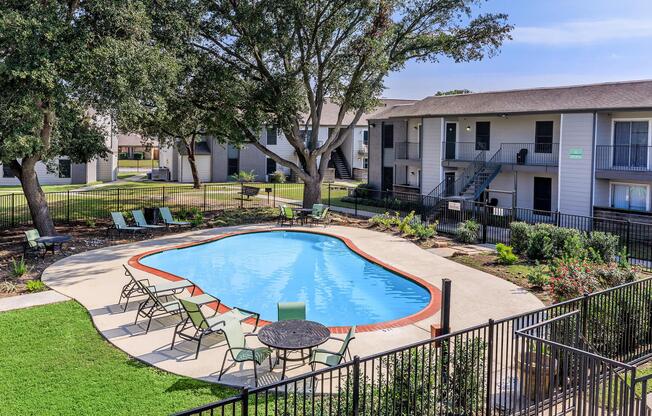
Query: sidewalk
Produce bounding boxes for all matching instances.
[0,290,69,313]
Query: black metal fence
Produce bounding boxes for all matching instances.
[176,277,652,416]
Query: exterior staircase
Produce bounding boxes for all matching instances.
[330,147,351,179]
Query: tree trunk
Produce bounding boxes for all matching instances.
[18,159,56,235]
[302,177,322,208]
[185,137,201,189]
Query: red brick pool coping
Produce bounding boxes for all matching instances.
[128,228,441,334]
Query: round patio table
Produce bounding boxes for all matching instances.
[291,208,313,225]
[258,320,330,380]
[35,235,72,256]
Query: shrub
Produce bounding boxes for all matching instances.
[398,211,416,234]
[368,212,401,229]
[496,243,518,265]
[593,263,639,288]
[509,222,532,254]
[410,221,438,240]
[0,281,17,294]
[85,219,96,228]
[230,170,256,182]
[354,183,376,199]
[526,225,554,261]
[549,227,586,258]
[549,257,598,301]
[10,257,30,278]
[455,220,479,244]
[584,231,620,263]
[25,280,47,293]
[269,170,286,183]
[178,207,203,227]
[527,262,550,288]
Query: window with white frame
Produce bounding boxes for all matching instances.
[611,183,648,211]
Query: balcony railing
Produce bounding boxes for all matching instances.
[395,141,420,160]
[499,142,559,166]
[596,145,652,172]
[442,141,485,161]
[443,142,559,166]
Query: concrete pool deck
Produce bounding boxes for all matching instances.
[41,224,544,388]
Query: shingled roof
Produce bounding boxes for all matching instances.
[371,80,652,119]
[303,98,417,126]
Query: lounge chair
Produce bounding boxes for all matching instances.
[278,205,295,226]
[119,264,195,312]
[23,229,49,256]
[218,320,272,387]
[108,212,147,238]
[309,205,329,226]
[132,210,166,231]
[310,326,356,370]
[159,207,191,229]
[133,282,186,333]
[171,295,260,359]
[278,302,306,321]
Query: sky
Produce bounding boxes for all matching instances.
[384,0,652,99]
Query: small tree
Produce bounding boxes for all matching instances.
[183,0,511,206]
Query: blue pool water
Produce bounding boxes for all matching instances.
[140,231,431,326]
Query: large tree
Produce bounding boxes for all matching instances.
[0,1,176,234]
[184,0,512,206]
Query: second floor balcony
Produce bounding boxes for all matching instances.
[596,145,652,172]
[395,141,420,160]
[443,142,559,167]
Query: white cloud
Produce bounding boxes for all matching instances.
[513,18,652,45]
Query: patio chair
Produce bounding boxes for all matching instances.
[277,302,306,321]
[119,264,195,312]
[218,320,272,387]
[133,281,185,333]
[23,229,49,256]
[108,212,147,238]
[309,206,330,226]
[159,207,191,229]
[278,205,295,226]
[132,210,166,231]
[171,296,261,359]
[310,326,356,370]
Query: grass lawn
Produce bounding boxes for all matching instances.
[118,159,159,168]
[0,301,235,416]
[0,183,101,194]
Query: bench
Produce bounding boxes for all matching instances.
[240,185,260,199]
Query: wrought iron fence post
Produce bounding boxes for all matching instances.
[354,188,358,216]
[485,319,495,415]
[117,188,121,212]
[240,182,244,209]
[241,387,249,416]
[273,182,276,208]
[203,185,207,212]
[66,190,70,223]
[352,355,360,416]
[580,293,590,344]
[440,278,452,335]
[482,203,488,244]
[328,183,331,207]
[11,193,15,227]
[626,220,632,262]
[162,187,165,206]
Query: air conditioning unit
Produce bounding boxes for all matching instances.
[150,167,170,181]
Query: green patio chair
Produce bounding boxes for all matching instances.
[108,212,147,238]
[159,207,191,229]
[277,302,306,321]
[23,229,49,256]
[172,296,260,359]
[132,210,166,231]
[310,326,356,370]
[278,205,295,226]
[218,320,272,387]
[119,264,196,312]
[310,206,330,226]
[133,281,185,333]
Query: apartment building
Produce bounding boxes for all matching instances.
[160,99,414,183]
[367,80,652,220]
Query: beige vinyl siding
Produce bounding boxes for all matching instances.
[558,113,595,216]
[420,117,443,194]
[367,122,382,189]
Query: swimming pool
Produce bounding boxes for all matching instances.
[137,231,434,328]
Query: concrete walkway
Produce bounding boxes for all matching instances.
[0,290,69,312]
[41,224,543,387]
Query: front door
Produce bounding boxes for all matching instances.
[533,177,552,213]
[445,123,457,159]
[444,172,456,196]
[382,167,394,192]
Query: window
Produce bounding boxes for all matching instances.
[362,130,369,146]
[535,121,554,153]
[58,159,71,178]
[611,183,648,211]
[363,158,368,169]
[382,124,394,148]
[613,121,648,168]
[299,129,313,145]
[266,127,277,145]
[266,158,276,175]
[227,144,239,176]
[475,122,490,151]
[2,165,14,178]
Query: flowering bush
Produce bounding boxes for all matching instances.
[549,258,598,301]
